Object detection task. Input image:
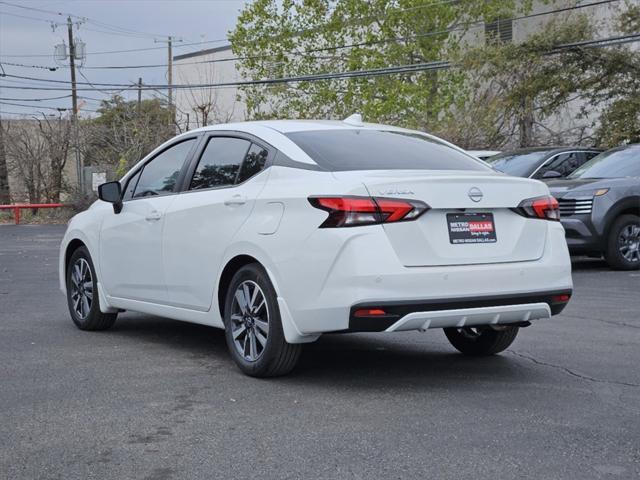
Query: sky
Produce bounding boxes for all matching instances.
[0,0,250,118]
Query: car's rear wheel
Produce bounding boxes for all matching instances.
[605,214,640,270]
[66,246,117,331]
[444,326,518,356]
[223,264,301,377]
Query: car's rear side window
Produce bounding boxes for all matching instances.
[190,137,251,190]
[237,143,268,183]
[285,129,489,171]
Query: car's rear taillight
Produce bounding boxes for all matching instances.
[515,196,560,221]
[308,196,429,228]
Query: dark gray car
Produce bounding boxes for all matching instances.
[547,144,640,270]
[486,147,602,179]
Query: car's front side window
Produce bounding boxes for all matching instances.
[133,139,196,198]
[534,152,582,178]
[122,170,142,201]
[189,137,252,190]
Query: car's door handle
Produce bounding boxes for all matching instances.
[145,210,162,221]
[224,195,247,206]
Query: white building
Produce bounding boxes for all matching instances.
[173,45,246,128]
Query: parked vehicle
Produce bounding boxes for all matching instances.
[467,150,501,161]
[59,119,573,377]
[548,144,640,270]
[486,147,602,179]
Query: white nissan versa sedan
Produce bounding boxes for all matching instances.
[59,117,573,377]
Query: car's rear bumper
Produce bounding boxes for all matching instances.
[277,222,573,338]
[347,289,571,332]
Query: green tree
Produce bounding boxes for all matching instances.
[447,2,640,149]
[229,0,532,130]
[585,2,640,147]
[457,14,594,148]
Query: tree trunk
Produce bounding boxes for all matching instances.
[49,168,63,204]
[0,120,10,204]
[518,97,534,147]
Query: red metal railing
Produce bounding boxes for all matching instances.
[0,203,69,225]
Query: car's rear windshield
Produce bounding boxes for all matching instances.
[485,150,553,177]
[285,129,489,171]
[568,145,640,179]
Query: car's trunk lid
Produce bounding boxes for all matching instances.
[335,170,551,267]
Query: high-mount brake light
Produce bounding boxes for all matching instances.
[515,196,560,221]
[308,196,429,228]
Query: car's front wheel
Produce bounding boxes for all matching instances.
[444,326,519,356]
[223,264,301,377]
[66,246,117,331]
[605,214,640,270]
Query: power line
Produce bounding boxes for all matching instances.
[1,33,638,94]
[0,61,58,71]
[0,9,59,24]
[3,31,638,91]
[0,99,98,112]
[0,38,231,58]
[285,0,622,55]
[0,0,620,69]
[0,0,71,17]
[0,109,49,116]
[0,94,71,101]
[77,69,128,96]
[0,0,173,38]
[0,100,66,110]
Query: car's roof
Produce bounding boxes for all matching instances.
[177,118,489,170]
[190,119,410,134]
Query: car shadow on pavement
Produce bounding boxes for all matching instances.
[570,256,610,271]
[290,333,527,388]
[104,314,538,389]
[106,313,229,357]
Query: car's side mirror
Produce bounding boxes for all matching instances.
[542,170,563,179]
[98,181,123,214]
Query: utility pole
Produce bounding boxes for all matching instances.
[67,16,82,193]
[156,36,180,127]
[0,117,10,204]
[137,77,142,115]
[167,36,173,116]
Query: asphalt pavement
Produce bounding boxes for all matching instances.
[1,224,639,480]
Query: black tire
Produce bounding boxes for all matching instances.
[605,214,640,270]
[66,246,117,331]
[444,326,519,356]
[223,263,301,377]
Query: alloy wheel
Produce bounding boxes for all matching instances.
[230,280,269,362]
[70,258,93,319]
[619,224,640,263]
